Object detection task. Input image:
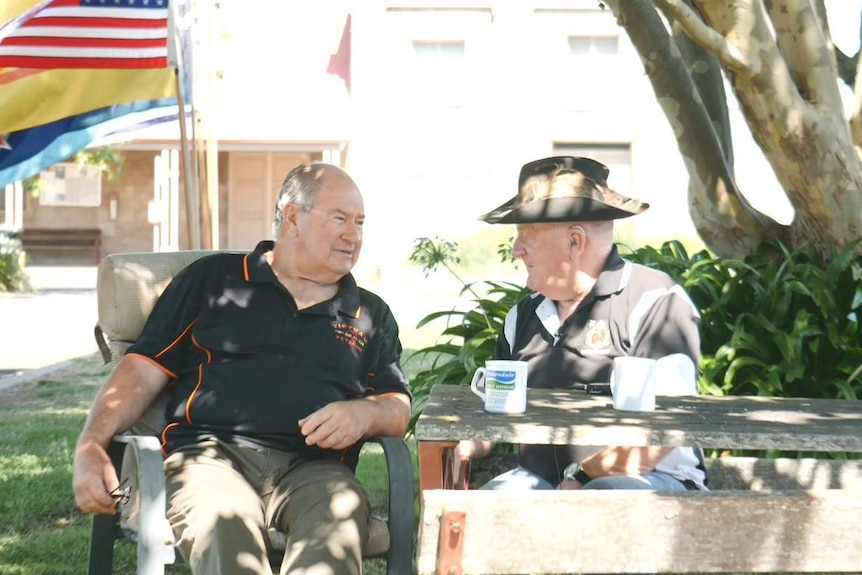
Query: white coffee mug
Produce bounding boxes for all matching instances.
[610,356,656,411]
[470,360,528,414]
[655,353,698,396]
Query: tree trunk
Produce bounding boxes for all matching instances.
[605,0,862,259]
[606,0,781,258]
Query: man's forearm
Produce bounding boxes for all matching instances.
[360,392,411,438]
[77,354,168,448]
[580,446,676,477]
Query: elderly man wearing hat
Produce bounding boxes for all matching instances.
[458,156,707,492]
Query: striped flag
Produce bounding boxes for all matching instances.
[0,98,179,188]
[0,0,169,69]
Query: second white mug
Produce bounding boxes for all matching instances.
[470,360,528,414]
[610,356,656,411]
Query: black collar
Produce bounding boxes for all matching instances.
[243,240,362,318]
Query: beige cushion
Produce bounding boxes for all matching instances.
[97,250,223,345]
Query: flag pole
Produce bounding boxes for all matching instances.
[203,0,219,250]
[169,0,201,250]
[175,68,200,250]
[190,84,211,249]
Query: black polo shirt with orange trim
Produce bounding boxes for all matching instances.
[127,241,411,470]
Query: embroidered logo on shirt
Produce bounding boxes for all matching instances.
[333,323,368,352]
[584,319,611,350]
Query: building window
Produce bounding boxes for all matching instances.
[553,143,632,199]
[412,41,466,107]
[569,36,619,56]
[563,35,620,110]
[414,41,465,62]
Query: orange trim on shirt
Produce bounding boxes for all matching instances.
[154,318,198,359]
[160,422,180,457]
[242,253,251,282]
[183,334,213,424]
[125,352,177,379]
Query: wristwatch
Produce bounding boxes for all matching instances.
[563,461,592,484]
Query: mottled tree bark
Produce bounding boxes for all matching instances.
[605,0,862,259]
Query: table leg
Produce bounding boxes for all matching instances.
[417,440,457,492]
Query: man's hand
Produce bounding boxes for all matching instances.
[449,440,494,487]
[299,393,410,450]
[72,440,123,515]
[71,354,169,515]
[557,478,584,490]
[454,440,493,460]
[299,401,370,450]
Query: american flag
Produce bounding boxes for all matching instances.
[0,0,169,69]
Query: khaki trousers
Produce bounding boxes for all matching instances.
[164,438,370,575]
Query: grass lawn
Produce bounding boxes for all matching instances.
[0,353,420,575]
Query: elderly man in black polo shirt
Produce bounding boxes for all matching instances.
[73,162,412,575]
[457,155,706,492]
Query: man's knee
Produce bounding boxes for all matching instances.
[274,461,370,530]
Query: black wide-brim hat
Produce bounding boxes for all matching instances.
[479,156,649,224]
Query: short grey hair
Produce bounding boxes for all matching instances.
[272,162,334,237]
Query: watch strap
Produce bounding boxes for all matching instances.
[572,467,592,484]
[564,462,592,484]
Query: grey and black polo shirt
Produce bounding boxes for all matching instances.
[127,240,411,470]
[496,245,706,487]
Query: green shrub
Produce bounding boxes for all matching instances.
[0,232,29,292]
[406,236,862,436]
[624,239,862,401]
[405,237,528,432]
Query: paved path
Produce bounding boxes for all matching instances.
[0,266,98,383]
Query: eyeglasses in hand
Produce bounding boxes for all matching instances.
[110,478,131,506]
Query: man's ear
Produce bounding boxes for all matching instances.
[283,204,301,235]
[568,225,586,252]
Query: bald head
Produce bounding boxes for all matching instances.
[272,162,358,238]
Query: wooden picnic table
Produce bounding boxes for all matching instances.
[414,384,862,574]
[415,383,862,491]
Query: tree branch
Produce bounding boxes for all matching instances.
[663,0,735,169]
[850,49,862,146]
[834,47,858,88]
[809,0,855,91]
[604,0,779,258]
[652,0,748,71]
[694,0,862,251]
[765,0,844,112]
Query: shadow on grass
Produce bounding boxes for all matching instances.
[0,353,419,575]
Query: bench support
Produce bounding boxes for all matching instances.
[417,489,862,574]
[436,511,466,575]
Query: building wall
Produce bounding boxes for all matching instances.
[226,151,315,249]
[21,150,232,259]
[19,152,161,260]
[102,152,163,255]
[18,0,794,267]
[346,0,702,269]
[344,0,795,270]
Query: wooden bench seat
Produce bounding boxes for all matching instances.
[21,227,102,264]
[417,457,862,574]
